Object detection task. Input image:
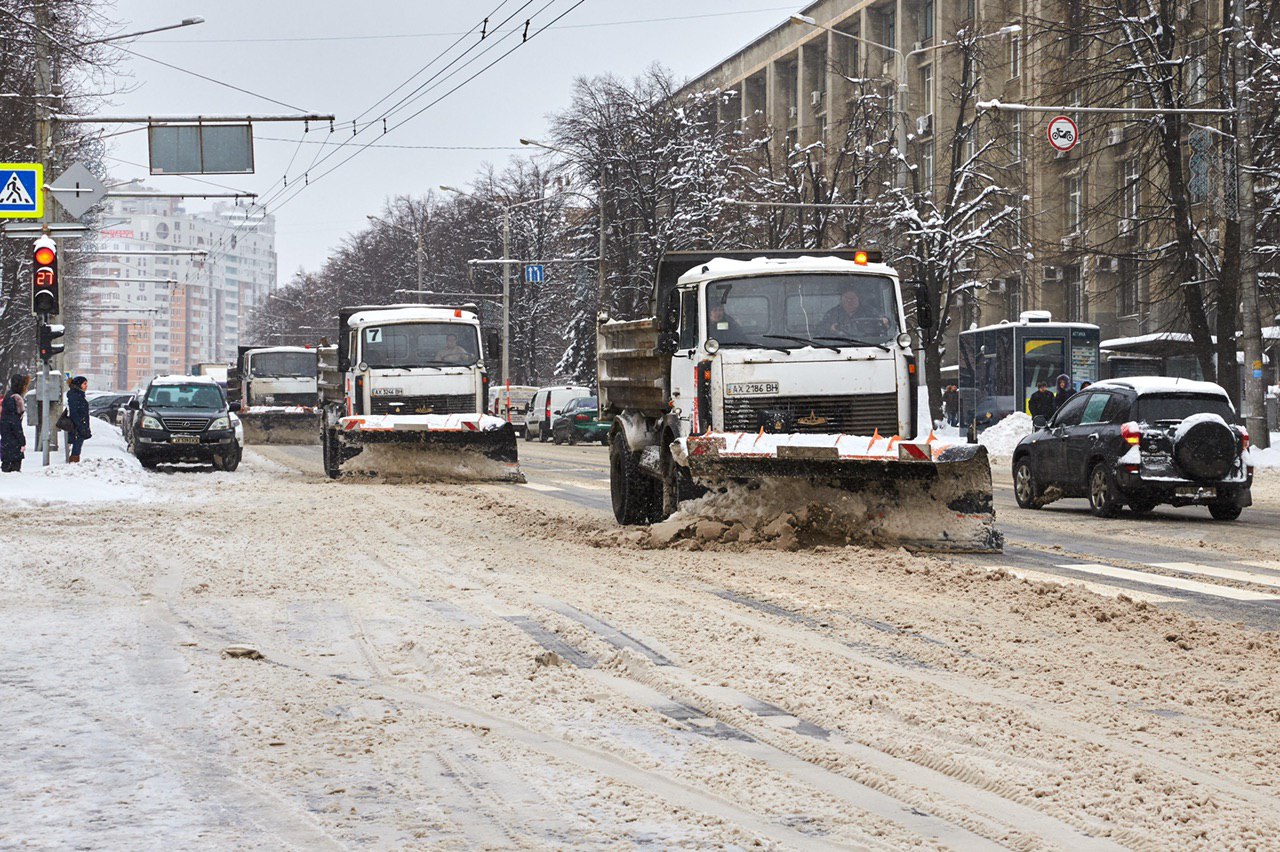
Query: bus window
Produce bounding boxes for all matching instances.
[1023,338,1065,410]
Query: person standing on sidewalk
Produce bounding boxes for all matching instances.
[1,373,30,472]
[65,376,92,463]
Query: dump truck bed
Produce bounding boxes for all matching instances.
[597,317,669,415]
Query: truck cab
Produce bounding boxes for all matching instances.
[662,254,917,439]
[228,346,319,444]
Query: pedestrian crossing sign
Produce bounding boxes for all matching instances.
[0,163,42,218]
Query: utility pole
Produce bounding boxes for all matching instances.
[33,1,61,458]
[501,209,511,387]
[1234,0,1268,447]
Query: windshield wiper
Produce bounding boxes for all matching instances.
[764,334,839,352]
[718,340,791,355]
[814,335,890,353]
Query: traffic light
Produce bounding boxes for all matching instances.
[32,235,58,316]
[37,322,64,362]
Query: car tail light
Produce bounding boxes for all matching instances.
[1240,426,1250,450]
[574,414,589,421]
[1121,421,1141,446]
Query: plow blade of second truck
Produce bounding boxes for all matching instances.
[680,433,1000,553]
[240,409,319,445]
[329,416,524,482]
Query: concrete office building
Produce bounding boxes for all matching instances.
[73,184,276,390]
[680,0,1244,376]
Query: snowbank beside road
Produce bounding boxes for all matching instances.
[0,421,151,504]
[978,412,1033,458]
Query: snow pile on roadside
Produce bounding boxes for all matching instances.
[978,412,1033,457]
[630,477,997,552]
[1,421,151,504]
[1248,438,1280,470]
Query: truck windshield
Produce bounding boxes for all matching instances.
[362,323,479,368]
[146,384,224,410]
[705,273,899,349]
[251,352,316,378]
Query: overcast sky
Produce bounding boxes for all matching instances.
[101,1,795,278]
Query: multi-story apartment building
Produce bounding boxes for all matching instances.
[72,184,277,390]
[680,0,1245,375]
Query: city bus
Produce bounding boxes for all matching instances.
[958,312,1101,440]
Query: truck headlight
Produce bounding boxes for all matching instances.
[896,332,912,349]
[703,338,720,355]
[142,415,163,430]
[208,416,230,431]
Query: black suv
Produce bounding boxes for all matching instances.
[1012,377,1252,520]
[127,377,242,471]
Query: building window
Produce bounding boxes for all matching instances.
[1009,33,1021,78]
[884,9,896,62]
[1011,114,1023,162]
[1118,259,1138,317]
[920,64,934,119]
[1185,40,1207,104]
[921,1,934,41]
[1120,158,1139,235]
[1065,176,1083,235]
[963,0,976,21]
[922,141,934,188]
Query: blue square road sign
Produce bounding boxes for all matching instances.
[0,163,43,218]
[524,264,545,284]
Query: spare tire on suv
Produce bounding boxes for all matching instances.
[1172,413,1237,482]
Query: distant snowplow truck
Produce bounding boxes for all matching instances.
[318,304,521,480]
[228,346,319,445]
[597,250,999,552]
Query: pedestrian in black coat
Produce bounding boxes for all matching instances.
[1,373,30,472]
[1054,373,1076,410]
[66,376,92,462]
[1028,380,1056,421]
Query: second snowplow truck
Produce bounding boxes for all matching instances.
[597,250,999,552]
[228,346,319,444]
[317,304,521,480]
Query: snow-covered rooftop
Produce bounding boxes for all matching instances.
[678,255,896,284]
[1088,376,1228,397]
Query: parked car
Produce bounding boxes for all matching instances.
[552,396,608,445]
[1011,377,1252,520]
[88,392,133,425]
[125,375,242,471]
[526,385,592,442]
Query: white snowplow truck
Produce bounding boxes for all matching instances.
[227,346,319,445]
[318,304,521,480]
[597,250,999,552]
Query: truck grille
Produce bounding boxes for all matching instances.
[370,394,476,416]
[161,417,210,432]
[723,393,899,435]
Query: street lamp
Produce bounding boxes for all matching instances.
[519,137,609,315]
[367,214,426,293]
[78,17,205,47]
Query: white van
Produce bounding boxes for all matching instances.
[526,385,592,442]
[489,384,538,436]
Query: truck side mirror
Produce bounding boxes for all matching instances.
[914,282,933,330]
[127,399,140,410]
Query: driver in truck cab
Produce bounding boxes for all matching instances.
[707,302,745,344]
[433,333,472,364]
[821,287,890,337]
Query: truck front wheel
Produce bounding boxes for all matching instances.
[322,428,342,480]
[610,430,657,525]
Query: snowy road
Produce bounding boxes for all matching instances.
[4,439,1280,849]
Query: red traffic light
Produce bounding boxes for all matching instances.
[34,246,55,266]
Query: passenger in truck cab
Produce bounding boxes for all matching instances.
[821,287,890,338]
[433,333,472,364]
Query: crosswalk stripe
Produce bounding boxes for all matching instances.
[521,481,563,492]
[986,567,1177,603]
[1057,564,1280,602]
[1149,562,1280,591]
